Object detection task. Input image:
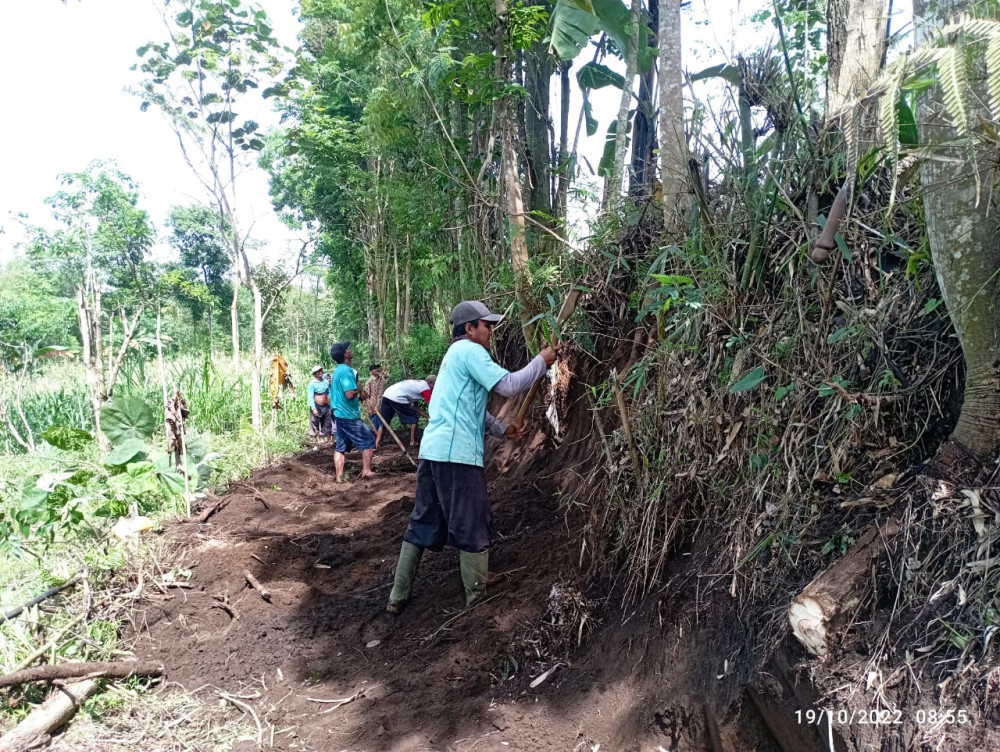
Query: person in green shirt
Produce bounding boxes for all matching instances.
[386,301,556,614]
[329,341,376,482]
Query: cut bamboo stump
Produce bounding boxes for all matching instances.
[0,679,98,752]
[788,518,900,658]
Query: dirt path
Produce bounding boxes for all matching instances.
[130,447,626,752]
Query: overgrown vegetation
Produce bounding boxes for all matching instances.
[6,0,1000,747]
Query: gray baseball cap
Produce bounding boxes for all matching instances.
[450,300,504,326]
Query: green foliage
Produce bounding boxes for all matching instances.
[105,439,148,467]
[403,325,448,377]
[41,426,93,452]
[0,262,78,361]
[27,163,156,302]
[550,0,654,71]
[136,0,282,154]
[101,397,156,446]
[730,366,767,394]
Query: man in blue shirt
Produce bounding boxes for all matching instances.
[307,365,334,445]
[386,301,556,614]
[330,341,376,482]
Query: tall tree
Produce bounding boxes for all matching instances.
[911,0,1000,458]
[136,0,283,431]
[657,0,688,234]
[825,0,890,118]
[31,166,154,450]
[166,204,232,351]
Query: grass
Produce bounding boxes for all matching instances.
[0,350,318,741]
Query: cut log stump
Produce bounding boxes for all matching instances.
[788,518,900,658]
[0,679,98,752]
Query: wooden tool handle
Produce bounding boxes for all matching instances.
[515,380,545,427]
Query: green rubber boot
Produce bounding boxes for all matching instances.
[459,550,489,607]
[387,541,423,614]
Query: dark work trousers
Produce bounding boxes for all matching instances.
[309,404,333,437]
[403,459,490,553]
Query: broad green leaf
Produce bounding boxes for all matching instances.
[922,297,943,315]
[37,471,76,492]
[21,476,49,512]
[827,325,857,345]
[41,426,93,452]
[108,461,160,497]
[582,90,598,136]
[896,97,918,148]
[729,366,766,394]
[550,0,654,71]
[577,61,625,90]
[690,63,742,87]
[835,232,852,261]
[102,397,156,445]
[598,120,629,177]
[156,467,187,498]
[775,383,795,401]
[550,0,599,62]
[106,438,148,467]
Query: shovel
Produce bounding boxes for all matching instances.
[365,407,417,467]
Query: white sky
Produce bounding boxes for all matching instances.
[0,0,912,264]
[0,0,304,265]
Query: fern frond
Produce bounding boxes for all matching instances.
[937,16,1000,44]
[868,48,943,100]
[904,46,947,75]
[907,142,970,163]
[987,32,1000,117]
[939,47,970,136]
[878,69,903,155]
[842,102,858,176]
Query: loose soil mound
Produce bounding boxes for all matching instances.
[127,447,648,752]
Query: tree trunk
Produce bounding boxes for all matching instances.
[501,104,536,345]
[605,0,641,212]
[393,240,402,354]
[524,39,554,220]
[403,240,412,339]
[630,0,658,196]
[914,0,1000,457]
[155,304,168,408]
[657,0,689,236]
[556,61,571,220]
[251,282,264,432]
[77,281,109,452]
[826,0,890,117]
[788,519,900,658]
[231,272,240,373]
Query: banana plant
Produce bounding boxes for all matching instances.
[549,0,655,72]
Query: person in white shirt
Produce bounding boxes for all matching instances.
[374,375,436,448]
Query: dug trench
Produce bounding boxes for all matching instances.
[127,433,789,752]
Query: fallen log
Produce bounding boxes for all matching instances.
[0,660,164,689]
[0,679,98,752]
[244,571,271,602]
[788,518,900,658]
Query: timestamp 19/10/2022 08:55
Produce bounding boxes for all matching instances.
[795,708,971,726]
